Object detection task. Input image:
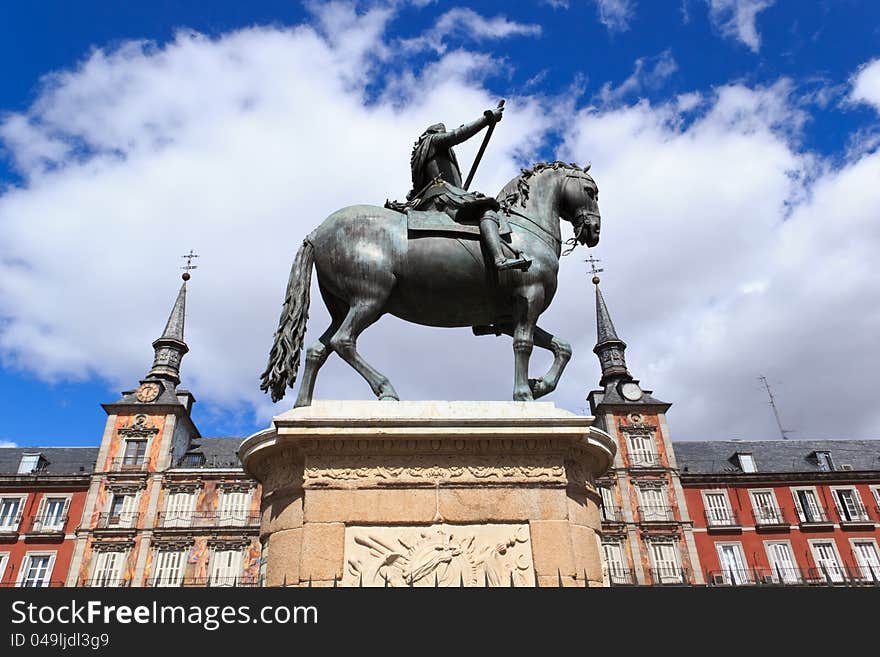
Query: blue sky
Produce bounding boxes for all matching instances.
[1,1,879,447]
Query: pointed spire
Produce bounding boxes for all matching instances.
[591,275,631,387]
[145,270,191,386]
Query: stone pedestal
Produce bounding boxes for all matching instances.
[240,401,615,587]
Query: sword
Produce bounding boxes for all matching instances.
[463,99,504,191]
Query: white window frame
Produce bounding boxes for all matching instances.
[163,490,196,528]
[209,548,244,587]
[638,486,670,522]
[830,486,869,522]
[749,489,783,525]
[790,486,827,524]
[0,495,27,531]
[89,549,128,587]
[737,452,757,472]
[16,551,57,588]
[808,539,846,583]
[627,432,657,467]
[218,490,251,527]
[151,549,187,587]
[648,541,683,584]
[870,486,880,511]
[601,542,629,584]
[33,494,72,532]
[106,493,138,528]
[599,485,617,521]
[18,453,44,474]
[701,489,735,527]
[849,538,880,583]
[715,542,750,585]
[763,540,800,584]
[0,552,9,584]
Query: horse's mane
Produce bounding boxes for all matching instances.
[498,161,593,209]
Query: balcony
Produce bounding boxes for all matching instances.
[156,511,260,529]
[109,458,151,473]
[82,577,131,587]
[181,576,261,587]
[795,506,834,528]
[605,566,634,586]
[96,512,140,530]
[0,580,65,588]
[649,567,690,585]
[835,503,874,528]
[705,510,741,531]
[0,513,24,538]
[628,451,664,469]
[24,514,68,537]
[752,507,789,529]
[638,505,677,524]
[600,505,624,524]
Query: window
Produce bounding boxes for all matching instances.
[852,541,880,583]
[181,453,206,468]
[17,553,56,588]
[0,553,9,585]
[91,550,127,587]
[0,497,23,531]
[219,491,250,526]
[163,491,195,527]
[750,490,783,525]
[123,440,147,465]
[815,451,834,472]
[792,488,825,523]
[810,541,844,583]
[649,543,682,584]
[833,488,867,522]
[152,550,186,587]
[628,434,657,467]
[703,491,735,526]
[716,543,750,585]
[36,497,69,531]
[210,549,243,586]
[736,453,757,473]
[765,541,800,584]
[599,486,617,521]
[639,487,670,521]
[602,543,629,584]
[107,494,137,528]
[18,453,46,474]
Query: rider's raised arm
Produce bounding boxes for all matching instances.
[433,113,493,148]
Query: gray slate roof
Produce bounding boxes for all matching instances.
[0,447,99,476]
[674,439,880,475]
[175,436,243,469]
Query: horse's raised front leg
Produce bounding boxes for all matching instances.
[510,290,543,402]
[498,325,571,400]
[329,300,399,401]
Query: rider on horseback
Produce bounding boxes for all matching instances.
[404,104,532,272]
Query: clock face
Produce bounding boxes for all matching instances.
[620,382,643,401]
[136,382,161,403]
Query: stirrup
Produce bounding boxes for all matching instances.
[495,256,532,271]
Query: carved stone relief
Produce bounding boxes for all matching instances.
[342,524,535,587]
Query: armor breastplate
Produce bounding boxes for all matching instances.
[424,150,462,188]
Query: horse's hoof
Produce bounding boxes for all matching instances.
[529,378,550,399]
[513,391,534,402]
[379,394,400,401]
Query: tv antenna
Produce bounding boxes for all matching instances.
[758,375,792,440]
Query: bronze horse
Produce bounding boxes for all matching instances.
[260,161,601,406]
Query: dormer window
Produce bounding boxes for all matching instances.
[18,453,47,474]
[736,452,757,473]
[814,451,834,472]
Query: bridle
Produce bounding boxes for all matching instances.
[560,173,599,256]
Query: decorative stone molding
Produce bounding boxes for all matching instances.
[151,538,194,551]
[641,530,681,542]
[216,479,257,492]
[161,477,203,493]
[343,524,535,587]
[207,537,252,550]
[118,414,160,439]
[105,479,147,493]
[92,540,135,552]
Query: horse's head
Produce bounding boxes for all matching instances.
[559,167,601,248]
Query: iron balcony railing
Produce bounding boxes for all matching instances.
[704,510,740,528]
[96,512,140,529]
[600,505,624,523]
[605,566,634,586]
[1,581,66,588]
[835,502,872,524]
[707,565,880,586]
[628,451,664,468]
[649,567,691,585]
[638,505,677,523]
[795,505,833,525]
[156,511,260,528]
[26,514,68,534]
[82,577,131,587]
[109,457,151,472]
[181,576,261,587]
[0,512,24,532]
[752,507,788,527]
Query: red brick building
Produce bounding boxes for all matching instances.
[676,440,880,585]
[0,448,96,587]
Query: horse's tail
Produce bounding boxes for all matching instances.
[260,237,315,402]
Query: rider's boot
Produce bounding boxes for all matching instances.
[480,216,531,271]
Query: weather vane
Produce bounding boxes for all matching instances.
[585,254,603,284]
[181,250,199,280]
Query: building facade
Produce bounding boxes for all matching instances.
[677,439,880,585]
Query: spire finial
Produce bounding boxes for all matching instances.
[181,249,199,282]
[145,258,195,387]
[590,262,631,387]
[586,254,603,286]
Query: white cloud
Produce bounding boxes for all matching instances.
[1,7,879,444]
[850,58,880,114]
[593,0,636,33]
[706,0,775,52]
[0,441,17,448]
[400,8,540,54]
[596,50,678,105]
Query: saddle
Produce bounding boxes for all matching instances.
[404,209,481,237]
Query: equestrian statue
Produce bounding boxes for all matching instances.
[260,101,601,406]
